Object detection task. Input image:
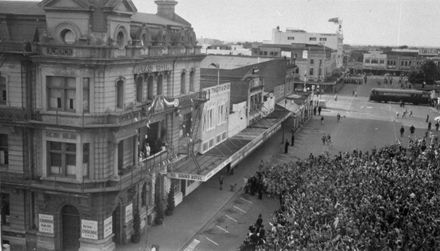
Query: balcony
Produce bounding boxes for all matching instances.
[37,43,202,59]
[0,107,30,122]
[29,149,175,193]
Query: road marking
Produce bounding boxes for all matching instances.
[216,225,229,233]
[233,205,247,214]
[240,197,253,204]
[205,236,219,246]
[184,239,200,251]
[225,214,238,223]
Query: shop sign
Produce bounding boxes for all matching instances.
[39,214,54,234]
[133,63,172,74]
[103,216,113,239]
[167,172,205,181]
[125,203,133,224]
[81,220,98,240]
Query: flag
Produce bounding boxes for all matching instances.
[328,17,339,24]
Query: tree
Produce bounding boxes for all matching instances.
[408,71,424,84]
[165,185,175,216]
[421,60,440,84]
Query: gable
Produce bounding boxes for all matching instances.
[39,0,89,10]
[105,0,137,13]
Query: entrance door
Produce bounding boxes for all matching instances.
[112,204,122,244]
[61,205,80,251]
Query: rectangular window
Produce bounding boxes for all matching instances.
[0,134,8,166]
[310,59,314,65]
[365,59,371,64]
[309,37,317,41]
[0,76,6,105]
[309,68,314,76]
[47,141,76,177]
[47,76,76,112]
[83,143,89,178]
[116,80,124,109]
[319,37,327,41]
[287,37,295,40]
[1,193,10,225]
[379,59,385,64]
[83,78,90,113]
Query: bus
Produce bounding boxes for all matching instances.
[369,88,431,105]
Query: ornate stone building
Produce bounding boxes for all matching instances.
[0,0,206,250]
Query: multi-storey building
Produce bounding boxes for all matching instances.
[0,0,206,250]
[271,27,343,68]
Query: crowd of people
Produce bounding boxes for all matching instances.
[241,138,440,250]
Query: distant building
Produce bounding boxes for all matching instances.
[271,27,343,68]
[204,44,252,56]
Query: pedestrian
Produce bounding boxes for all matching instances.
[243,176,248,193]
[409,110,413,117]
[428,121,432,131]
[436,121,439,131]
[410,125,415,135]
[334,95,338,101]
[219,174,224,190]
[318,106,322,116]
[402,110,407,119]
[396,112,400,119]
[400,126,405,137]
[426,114,430,123]
[313,106,317,116]
[337,113,341,122]
[284,140,289,154]
[327,134,332,144]
[257,183,263,200]
[320,116,324,125]
[291,132,295,146]
[255,214,263,228]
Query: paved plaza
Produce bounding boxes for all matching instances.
[118,78,439,251]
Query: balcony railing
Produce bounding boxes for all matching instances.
[0,107,30,122]
[28,148,176,193]
[37,43,202,58]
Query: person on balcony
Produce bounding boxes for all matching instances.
[145,143,151,157]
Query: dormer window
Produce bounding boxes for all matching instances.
[60,29,76,44]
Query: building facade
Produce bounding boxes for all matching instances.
[0,0,206,250]
[271,27,343,68]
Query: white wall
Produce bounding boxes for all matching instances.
[228,101,247,137]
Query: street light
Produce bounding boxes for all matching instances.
[210,63,220,86]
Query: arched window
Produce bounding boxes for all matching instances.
[116,80,124,109]
[189,70,195,92]
[136,77,143,103]
[180,71,186,94]
[60,29,76,44]
[116,31,125,48]
[147,76,154,100]
[157,74,163,95]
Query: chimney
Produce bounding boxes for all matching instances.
[155,0,177,20]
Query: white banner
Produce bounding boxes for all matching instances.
[81,220,98,240]
[125,203,133,224]
[103,216,113,239]
[39,214,54,234]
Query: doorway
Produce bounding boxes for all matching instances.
[61,205,80,251]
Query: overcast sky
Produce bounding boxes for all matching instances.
[132,0,440,47]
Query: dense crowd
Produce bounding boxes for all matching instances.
[241,138,440,250]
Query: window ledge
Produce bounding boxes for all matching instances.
[40,176,80,183]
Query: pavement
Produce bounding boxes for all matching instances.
[116,77,440,251]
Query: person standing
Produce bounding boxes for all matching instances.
[426,114,430,123]
[428,121,432,131]
[313,106,317,116]
[219,174,224,190]
[291,130,295,146]
[337,113,341,122]
[320,116,324,125]
[318,106,322,116]
[410,125,415,135]
[284,141,289,154]
[400,126,405,137]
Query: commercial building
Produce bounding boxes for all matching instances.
[0,0,206,250]
[271,27,343,68]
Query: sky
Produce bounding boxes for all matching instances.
[132,0,440,47]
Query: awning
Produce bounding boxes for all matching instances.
[277,98,301,114]
[167,106,291,181]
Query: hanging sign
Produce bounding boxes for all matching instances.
[103,216,113,239]
[81,220,98,240]
[39,214,54,234]
[125,203,133,224]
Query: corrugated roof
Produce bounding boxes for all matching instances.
[0,1,44,16]
[131,12,184,27]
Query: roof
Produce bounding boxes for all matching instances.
[131,12,184,27]
[200,55,273,69]
[371,88,426,94]
[259,43,334,52]
[0,1,45,16]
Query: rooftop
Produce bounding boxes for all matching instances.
[0,1,44,16]
[200,55,273,69]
